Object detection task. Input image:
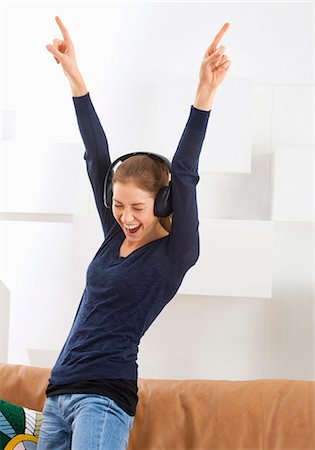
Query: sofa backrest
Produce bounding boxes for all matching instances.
[0,364,314,449]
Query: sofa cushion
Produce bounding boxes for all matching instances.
[0,399,42,449]
[0,365,51,413]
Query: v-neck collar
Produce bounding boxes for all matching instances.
[117,234,169,259]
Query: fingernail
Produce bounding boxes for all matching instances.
[46,44,52,50]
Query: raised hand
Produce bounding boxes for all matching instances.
[198,22,231,89]
[46,16,80,79]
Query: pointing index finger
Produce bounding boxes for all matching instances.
[55,15,71,42]
[212,22,230,48]
[206,22,230,56]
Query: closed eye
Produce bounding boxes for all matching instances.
[114,205,143,211]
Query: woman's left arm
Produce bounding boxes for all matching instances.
[168,23,231,268]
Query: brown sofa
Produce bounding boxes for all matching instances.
[0,363,314,449]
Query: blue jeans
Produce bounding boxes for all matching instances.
[37,393,135,450]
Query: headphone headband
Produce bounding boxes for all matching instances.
[110,151,171,174]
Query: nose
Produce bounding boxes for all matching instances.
[121,208,135,223]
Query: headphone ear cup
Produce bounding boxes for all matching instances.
[106,183,113,209]
[104,171,113,208]
[154,184,173,217]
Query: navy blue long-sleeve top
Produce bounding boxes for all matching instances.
[46,92,211,416]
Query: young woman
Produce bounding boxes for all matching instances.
[38,16,230,450]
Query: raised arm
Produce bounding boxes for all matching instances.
[168,22,231,268]
[72,91,118,238]
[46,16,118,238]
[168,106,211,268]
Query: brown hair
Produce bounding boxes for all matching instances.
[111,155,173,233]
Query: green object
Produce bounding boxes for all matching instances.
[0,399,42,449]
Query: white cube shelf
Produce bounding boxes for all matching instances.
[198,76,253,174]
[272,86,313,147]
[0,280,10,363]
[271,147,313,222]
[106,76,253,176]
[1,220,75,364]
[178,219,273,298]
[1,142,85,214]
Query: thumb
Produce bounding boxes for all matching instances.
[46,44,64,63]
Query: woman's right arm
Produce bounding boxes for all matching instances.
[46,16,118,239]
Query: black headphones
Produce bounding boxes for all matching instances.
[103,151,173,217]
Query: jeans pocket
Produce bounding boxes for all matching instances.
[108,398,135,429]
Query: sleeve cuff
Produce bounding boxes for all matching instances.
[187,105,211,132]
[72,92,90,102]
[72,92,92,114]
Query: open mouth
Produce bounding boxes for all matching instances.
[124,224,141,235]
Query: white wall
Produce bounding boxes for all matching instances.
[1,2,313,381]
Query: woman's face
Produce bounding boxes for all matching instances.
[112,181,162,244]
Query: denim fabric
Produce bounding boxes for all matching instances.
[37,393,135,450]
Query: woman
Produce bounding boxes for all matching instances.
[38,16,231,450]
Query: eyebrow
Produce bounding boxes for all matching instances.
[113,199,147,206]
